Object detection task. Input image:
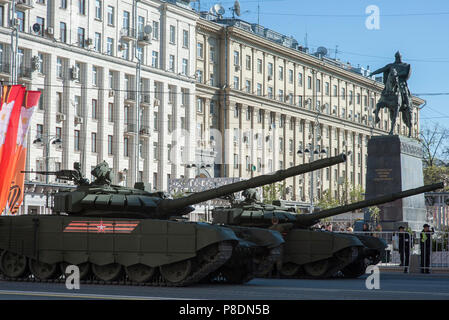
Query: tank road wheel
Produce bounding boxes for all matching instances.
[60,262,91,280]
[303,259,330,278]
[160,260,192,284]
[341,260,366,278]
[125,264,156,283]
[92,263,123,282]
[29,260,60,280]
[0,251,28,278]
[280,262,300,277]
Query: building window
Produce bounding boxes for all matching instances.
[268,87,273,99]
[37,52,44,74]
[298,95,302,107]
[234,154,238,169]
[257,59,262,73]
[91,132,97,152]
[333,85,338,97]
[169,25,176,44]
[233,76,239,89]
[108,103,114,122]
[180,29,188,48]
[169,55,175,72]
[278,89,284,102]
[298,73,303,86]
[197,70,203,82]
[94,32,101,52]
[92,66,97,86]
[107,6,114,25]
[36,17,44,36]
[316,79,321,92]
[60,0,67,9]
[36,124,44,138]
[124,137,129,156]
[153,142,158,160]
[74,95,81,116]
[108,135,113,154]
[78,0,85,15]
[289,69,293,83]
[233,51,239,66]
[121,42,129,59]
[279,66,283,81]
[106,37,113,55]
[268,63,273,77]
[153,21,159,40]
[257,83,262,96]
[77,27,85,48]
[196,98,203,113]
[56,57,63,78]
[153,112,158,130]
[210,46,215,62]
[56,127,62,140]
[182,59,188,75]
[152,51,159,68]
[92,99,97,119]
[74,130,80,151]
[59,22,67,43]
[16,11,24,32]
[123,11,130,29]
[197,43,203,59]
[56,92,62,113]
[325,82,330,95]
[138,16,144,35]
[341,87,346,100]
[95,0,102,20]
[245,80,251,93]
[137,46,143,63]
[246,55,251,70]
[307,76,312,89]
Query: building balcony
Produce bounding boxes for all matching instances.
[124,91,136,103]
[0,63,10,76]
[16,0,34,10]
[141,94,151,106]
[18,65,33,81]
[137,33,151,46]
[124,123,137,135]
[140,126,150,137]
[120,28,137,41]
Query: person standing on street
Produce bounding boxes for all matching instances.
[398,226,412,273]
[420,224,434,274]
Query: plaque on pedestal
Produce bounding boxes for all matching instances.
[365,135,425,231]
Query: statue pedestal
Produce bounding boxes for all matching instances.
[365,135,426,232]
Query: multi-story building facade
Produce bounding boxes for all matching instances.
[195,16,424,204]
[0,0,198,214]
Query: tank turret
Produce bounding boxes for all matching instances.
[33,155,346,219]
[212,183,444,228]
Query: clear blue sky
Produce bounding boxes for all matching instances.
[197,0,449,130]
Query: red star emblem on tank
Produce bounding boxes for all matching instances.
[97,220,106,233]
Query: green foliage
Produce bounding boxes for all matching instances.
[317,181,379,219]
[262,183,285,204]
[368,206,380,224]
[423,166,449,190]
[171,191,186,199]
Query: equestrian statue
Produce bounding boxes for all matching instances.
[370,51,413,137]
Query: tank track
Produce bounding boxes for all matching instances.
[0,241,234,287]
[255,246,282,277]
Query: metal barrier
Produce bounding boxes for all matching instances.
[342,230,449,273]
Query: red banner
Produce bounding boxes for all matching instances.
[0,86,26,214]
[7,91,41,214]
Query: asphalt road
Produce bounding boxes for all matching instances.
[1,273,449,300]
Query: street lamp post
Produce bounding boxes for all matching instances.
[33,135,62,184]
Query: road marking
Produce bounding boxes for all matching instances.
[0,290,192,300]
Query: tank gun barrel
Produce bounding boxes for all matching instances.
[297,182,444,227]
[160,154,346,212]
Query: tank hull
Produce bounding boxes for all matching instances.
[209,225,284,282]
[0,215,240,286]
[278,230,364,278]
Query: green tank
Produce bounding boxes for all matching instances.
[0,155,345,286]
[212,182,444,278]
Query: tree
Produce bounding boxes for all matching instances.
[420,123,449,167]
[262,183,285,204]
[419,123,449,189]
